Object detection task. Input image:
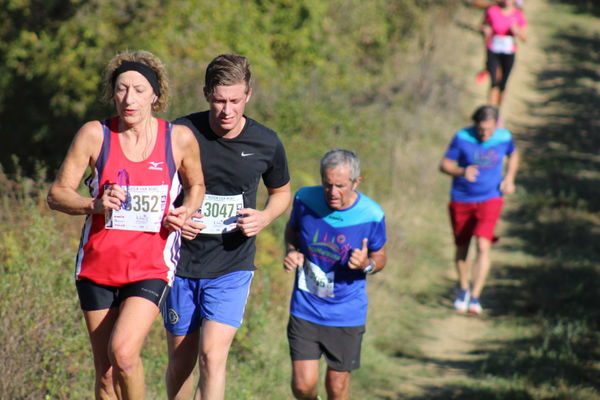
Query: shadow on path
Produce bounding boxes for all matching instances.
[408,385,535,400]
[554,0,600,18]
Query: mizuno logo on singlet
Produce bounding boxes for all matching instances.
[241,152,255,157]
[148,161,164,170]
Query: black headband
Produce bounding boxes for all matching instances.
[112,61,161,96]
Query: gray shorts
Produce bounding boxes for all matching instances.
[287,314,365,372]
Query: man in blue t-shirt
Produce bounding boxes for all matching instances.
[440,105,519,315]
[283,149,387,400]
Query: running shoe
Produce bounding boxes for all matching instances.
[476,70,489,84]
[453,288,470,313]
[468,298,483,315]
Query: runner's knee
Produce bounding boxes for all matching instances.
[198,348,229,372]
[109,343,140,374]
[292,378,318,399]
[325,373,350,398]
[475,237,492,254]
[168,352,197,379]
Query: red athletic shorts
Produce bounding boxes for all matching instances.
[448,197,504,246]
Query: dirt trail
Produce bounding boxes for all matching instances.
[407,313,492,387]
[501,0,547,130]
[400,0,547,396]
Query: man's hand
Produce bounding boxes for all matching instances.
[348,238,369,270]
[163,206,191,232]
[283,250,304,272]
[237,208,269,237]
[464,165,479,182]
[179,211,206,240]
[500,179,516,194]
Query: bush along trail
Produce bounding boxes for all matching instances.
[388,0,600,399]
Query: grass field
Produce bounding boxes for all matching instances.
[0,0,598,399]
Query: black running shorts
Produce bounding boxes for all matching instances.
[287,314,365,372]
[76,278,169,311]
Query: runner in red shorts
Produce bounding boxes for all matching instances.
[440,105,519,314]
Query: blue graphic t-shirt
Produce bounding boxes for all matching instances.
[289,186,386,327]
[444,126,515,202]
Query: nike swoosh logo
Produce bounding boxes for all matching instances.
[241,152,255,157]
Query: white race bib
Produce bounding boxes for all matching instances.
[105,184,169,233]
[297,259,335,298]
[196,193,244,234]
[490,35,515,54]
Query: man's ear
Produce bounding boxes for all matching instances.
[352,177,362,190]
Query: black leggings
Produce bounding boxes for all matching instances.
[486,50,515,91]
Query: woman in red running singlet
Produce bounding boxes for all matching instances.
[48,50,205,399]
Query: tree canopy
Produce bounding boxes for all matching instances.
[0,0,449,175]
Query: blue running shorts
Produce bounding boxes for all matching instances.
[162,270,254,335]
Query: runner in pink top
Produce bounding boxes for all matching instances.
[484,2,527,53]
[481,0,527,107]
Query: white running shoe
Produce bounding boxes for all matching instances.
[453,288,470,313]
[468,298,483,315]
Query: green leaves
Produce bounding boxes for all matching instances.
[0,0,445,176]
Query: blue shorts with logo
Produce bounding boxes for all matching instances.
[162,270,254,335]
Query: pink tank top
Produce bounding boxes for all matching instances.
[485,5,527,53]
